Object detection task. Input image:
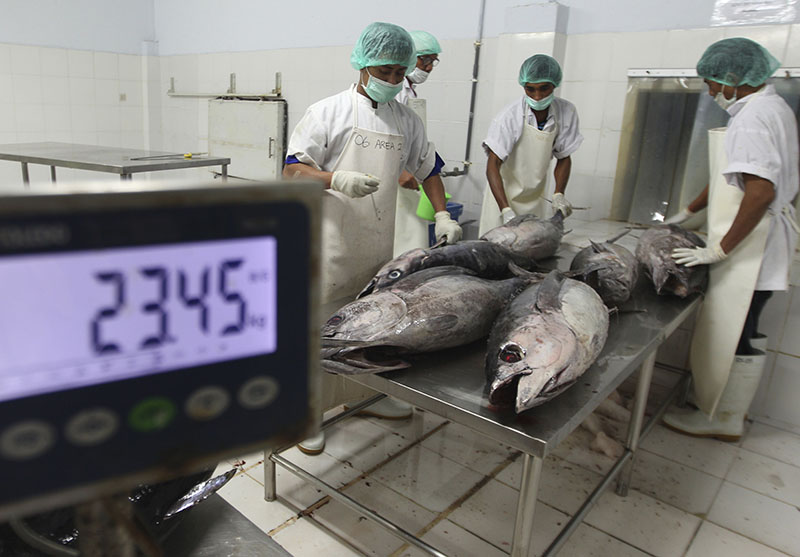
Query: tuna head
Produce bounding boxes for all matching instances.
[357,248,428,298]
[321,292,411,374]
[488,316,579,413]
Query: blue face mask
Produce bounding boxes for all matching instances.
[525,93,554,111]
[362,70,403,103]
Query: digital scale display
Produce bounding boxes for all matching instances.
[0,237,277,403]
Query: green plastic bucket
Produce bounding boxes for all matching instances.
[416,184,452,221]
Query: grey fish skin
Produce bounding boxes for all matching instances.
[357,240,533,298]
[635,225,708,298]
[486,270,609,413]
[570,235,639,307]
[323,266,531,374]
[481,213,565,261]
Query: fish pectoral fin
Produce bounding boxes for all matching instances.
[420,314,460,332]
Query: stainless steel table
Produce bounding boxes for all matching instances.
[0,142,230,185]
[265,251,701,556]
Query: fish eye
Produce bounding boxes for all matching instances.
[499,343,525,363]
[327,315,344,326]
[388,270,402,279]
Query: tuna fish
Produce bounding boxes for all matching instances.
[357,240,533,298]
[486,270,609,413]
[635,225,708,298]
[481,213,565,261]
[569,230,639,307]
[323,266,538,374]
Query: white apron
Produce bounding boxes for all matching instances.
[393,97,430,256]
[478,103,556,236]
[321,91,405,303]
[690,126,771,416]
[320,91,405,410]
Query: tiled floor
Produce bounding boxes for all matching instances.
[213,219,800,556]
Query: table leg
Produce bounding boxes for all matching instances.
[120,174,132,181]
[264,450,277,502]
[511,453,543,557]
[21,163,29,187]
[615,350,656,496]
[221,164,228,182]
[50,166,57,184]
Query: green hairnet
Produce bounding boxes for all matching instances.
[696,38,780,87]
[518,54,562,88]
[350,22,416,74]
[409,30,442,56]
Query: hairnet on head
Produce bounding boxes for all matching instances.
[696,38,780,87]
[518,54,562,88]
[409,30,442,56]
[350,22,416,74]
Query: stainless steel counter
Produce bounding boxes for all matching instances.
[0,142,230,185]
[266,245,701,556]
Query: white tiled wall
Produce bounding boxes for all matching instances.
[0,43,149,191]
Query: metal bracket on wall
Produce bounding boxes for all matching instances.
[167,72,283,98]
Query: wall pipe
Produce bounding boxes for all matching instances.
[440,0,486,177]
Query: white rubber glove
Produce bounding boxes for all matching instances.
[501,207,516,224]
[672,243,727,267]
[330,171,380,198]
[664,207,695,225]
[434,211,463,244]
[552,192,573,217]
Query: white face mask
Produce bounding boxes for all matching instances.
[407,67,429,84]
[714,88,737,110]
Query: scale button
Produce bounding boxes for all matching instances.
[128,397,176,432]
[0,421,55,460]
[238,376,280,410]
[185,386,230,421]
[65,408,119,446]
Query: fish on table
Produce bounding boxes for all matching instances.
[635,225,708,298]
[357,240,534,298]
[485,270,609,413]
[569,229,639,307]
[480,213,565,261]
[322,266,540,375]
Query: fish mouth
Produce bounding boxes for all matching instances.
[489,364,571,413]
[357,278,378,299]
[488,371,529,407]
[321,345,410,375]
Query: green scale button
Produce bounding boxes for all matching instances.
[128,397,177,432]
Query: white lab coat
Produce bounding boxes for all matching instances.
[482,96,583,162]
[395,77,417,105]
[287,85,436,183]
[722,84,800,291]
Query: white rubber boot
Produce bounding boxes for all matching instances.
[663,352,766,442]
[357,397,413,420]
[298,432,325,455]
[750,333,768,352]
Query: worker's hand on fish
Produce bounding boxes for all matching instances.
[434,211,463,243]
[398,170,419,191]
[552,192,573,217]
[672,243,727,267]
[330,170,380,198]
[501,206,517,224]
[663,207,695,225]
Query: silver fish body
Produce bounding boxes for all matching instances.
[635,225,708,298]
[323,266,530,374]
[570,238,638,307]
[358,240,531,298]
[480,213,565,261]
[486,271,609,413]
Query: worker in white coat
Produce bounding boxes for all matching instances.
[479,54,583,236]
[284,22,462,454]
[663,38,798,440]
[394,30,443,255]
